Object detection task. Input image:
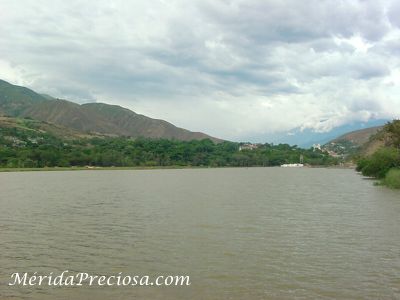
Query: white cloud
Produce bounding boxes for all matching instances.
[0,0,399,141]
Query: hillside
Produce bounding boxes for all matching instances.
[0,79,220,142]
[0,79,47,116]
[331,126,383,146]
[355,120,400,188]
[81,103,215,140]
[323,125,384,157]
[0,116,107,139]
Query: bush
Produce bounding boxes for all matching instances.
[357,147,400,178]
[382,168,400,189]
[356,157,368,172]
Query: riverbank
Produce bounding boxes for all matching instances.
[0,166,200,172]
[0,164,354,172]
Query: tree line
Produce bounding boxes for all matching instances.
[0,124,338,168]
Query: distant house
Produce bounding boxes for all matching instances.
[239,143,260,151]
[312,143,321,151]
[4,136,26,147]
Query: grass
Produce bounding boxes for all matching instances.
[382,168,400,189]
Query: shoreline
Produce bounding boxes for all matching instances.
[0,166,201,172]
[0,165,355,172]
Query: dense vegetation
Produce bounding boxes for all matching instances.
[356,120,400,188]
[0,119,338,168]
[382,169,400,189]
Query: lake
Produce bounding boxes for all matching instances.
[0,168,399,299]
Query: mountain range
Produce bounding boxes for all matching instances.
[1,79,388,148]
[256,119,388,148]
[0,79,220,142]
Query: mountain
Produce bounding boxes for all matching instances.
[248,119,389,148]
[0,79,221,142]
[323,125,385,157]
[0,79,47,116]
[329,126,383,146]
[0,116,103,140]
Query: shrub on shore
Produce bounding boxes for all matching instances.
[356,147,400,179]
[382,168,400,189]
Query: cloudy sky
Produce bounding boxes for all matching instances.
[1,0,400,141]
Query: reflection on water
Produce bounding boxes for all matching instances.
[0,168,399,299]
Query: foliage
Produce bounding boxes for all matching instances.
[0,122,338,168]
[381,168,400,189]
[384,119,400,149]
[356,147,400,178]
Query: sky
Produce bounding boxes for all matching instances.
[1,0,400,142]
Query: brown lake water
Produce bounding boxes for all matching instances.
[0,168,399,299]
